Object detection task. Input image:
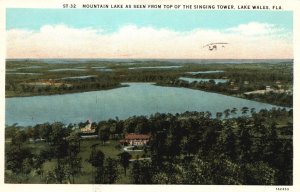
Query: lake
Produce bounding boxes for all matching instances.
[179,77,228,84]
[95,69,113,72]
[59,75,97,80]
[91,67,107,69]
[186,70,224,75]
[128,66,182,70]
[5,83,285,126]
[49,68,87,72]
[6,73,43,75]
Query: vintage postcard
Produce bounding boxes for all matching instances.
[0,0,299,191]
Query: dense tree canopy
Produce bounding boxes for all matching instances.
[5,108,293,184]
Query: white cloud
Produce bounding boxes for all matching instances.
[6,23,292,59]
[225,22,285,37]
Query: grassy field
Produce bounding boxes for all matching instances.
[6,139,146,184]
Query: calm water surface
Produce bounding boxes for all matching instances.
[6,73,43,75]
[6,83,284,126]
[59,75,97,80]
[49,68,87,72]
[95,69,113,72]
[186,70,224,75]
[128,66,182,70]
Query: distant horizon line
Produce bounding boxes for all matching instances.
[6,58,293,61]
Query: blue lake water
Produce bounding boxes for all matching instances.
[5,83,285,126]
[95,69,113,72]
[186,70,224,75]
[16,66,43,69]
[91,67,107,69]
[128,66,182,70]
[59,75,97,80]
[6,73,43,75]
[179,77,228,84]
[49,68,87,72]
[74,67,113,71]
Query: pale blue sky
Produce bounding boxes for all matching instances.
[6,9,293,59]
[6,9,293,32]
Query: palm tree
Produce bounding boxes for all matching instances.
[241,107,249,116]
[216,112,223,120]
[224,109,231,119]
[205,111,212,118]
[250,108,256,115]
[231,108,237,116]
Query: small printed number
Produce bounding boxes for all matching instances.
[63,4,76,8]
[276,188,289,191]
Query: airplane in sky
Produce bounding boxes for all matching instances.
[203,42,229,51]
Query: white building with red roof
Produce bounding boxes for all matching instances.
[120,133,151,146]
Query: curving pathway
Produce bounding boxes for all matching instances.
[122,146,144,152]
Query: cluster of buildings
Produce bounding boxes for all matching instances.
[79,120,151,146]
[25,79,72,88]
[244,83,292,95]
[229,80,292,95]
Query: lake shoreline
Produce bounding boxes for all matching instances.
[5,84,128,98]
[6,82,289,126]
[156,83,292,108]
[5,81,291,108]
